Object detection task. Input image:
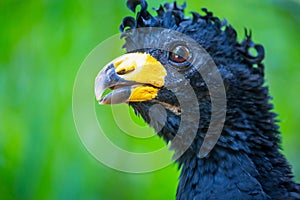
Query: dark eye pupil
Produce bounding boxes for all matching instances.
[170,46,189,63]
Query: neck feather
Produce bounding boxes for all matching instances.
[177,148,269,199]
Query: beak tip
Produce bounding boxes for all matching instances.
[97,99,107,105]
[96,98,102,104]
[95,84,105,104]
[97,96,110,105]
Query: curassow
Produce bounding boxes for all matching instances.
[95,0,300,199]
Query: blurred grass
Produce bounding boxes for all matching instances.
[0,0,299,199]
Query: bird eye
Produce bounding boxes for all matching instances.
[169,45,190,63]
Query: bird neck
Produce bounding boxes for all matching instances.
[175,114,299,199]
[130,99,299,198]
[176,149,269,199]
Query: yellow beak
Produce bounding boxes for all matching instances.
[95,53,167,104]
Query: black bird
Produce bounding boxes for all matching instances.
[95,0,300,199]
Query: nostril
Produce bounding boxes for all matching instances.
[116,68,134,75]
[116,69,127,75]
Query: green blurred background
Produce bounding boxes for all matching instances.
[1,0,300,199]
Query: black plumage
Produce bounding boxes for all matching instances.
[95,0,300,199]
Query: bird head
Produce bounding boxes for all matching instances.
[95,0,265,158]
[93,1,300,198]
